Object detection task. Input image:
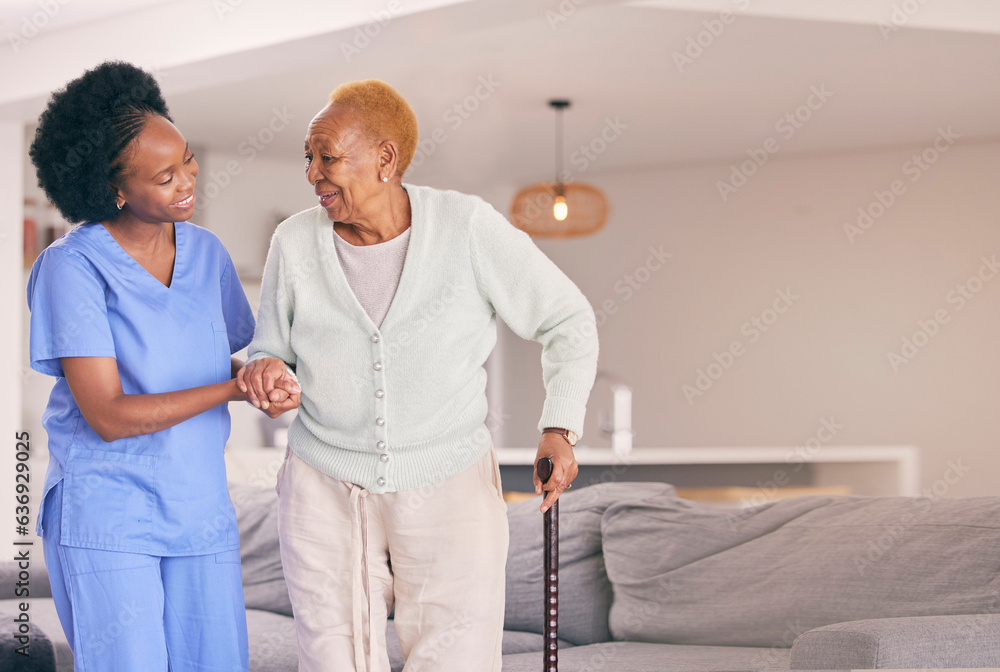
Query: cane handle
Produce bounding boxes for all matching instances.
[538,456,554,487]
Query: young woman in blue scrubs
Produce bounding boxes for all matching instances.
[26,61,300,671]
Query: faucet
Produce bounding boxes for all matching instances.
[596,370,634,455]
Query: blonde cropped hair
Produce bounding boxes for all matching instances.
[329,79,418,176]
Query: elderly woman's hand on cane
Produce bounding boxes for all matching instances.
[533,432,579,514]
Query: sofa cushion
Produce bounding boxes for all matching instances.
[230,483,294,618]
[504,482,674,646]
[790,613,1000,669]
[603,490,1000,647]
[0,599,70,672]
[500,630,574,655]
[244,609,298,672]
[0,605,57,672]
[384,621,573,671]
[500,640,790,672]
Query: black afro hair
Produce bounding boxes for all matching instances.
[29,61,171,224]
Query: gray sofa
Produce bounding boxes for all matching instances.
[5,480,1000,670]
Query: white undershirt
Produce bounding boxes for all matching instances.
[332,227,412,328]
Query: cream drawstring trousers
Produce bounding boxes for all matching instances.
[276,446,509,672]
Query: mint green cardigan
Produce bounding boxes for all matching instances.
[248,184,599,493]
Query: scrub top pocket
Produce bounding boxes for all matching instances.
[62,449,156,552]
[214,549,242,565]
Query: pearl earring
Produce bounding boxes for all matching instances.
[382,177,388,182]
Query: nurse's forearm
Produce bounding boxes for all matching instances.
[61,356,245,443]
[97,380,244,441]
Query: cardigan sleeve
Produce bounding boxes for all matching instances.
[469,199,599,437]
[247,232,297,372]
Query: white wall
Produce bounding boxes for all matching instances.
[499,138,1000,498]
[195,149,315,278]
[2,122,25,553]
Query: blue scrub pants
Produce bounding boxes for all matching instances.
[41,482,250,672]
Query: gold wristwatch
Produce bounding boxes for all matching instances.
[542,427,578,447]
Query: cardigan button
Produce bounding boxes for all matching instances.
[376,417,385,426]
[373,362,382,371]
[380,454,389,462]
[371,334,380,343]
[377,441,385,450]
[375,389,384,398]
[377,477,386,486]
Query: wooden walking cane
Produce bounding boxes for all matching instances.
[537,457,559,672]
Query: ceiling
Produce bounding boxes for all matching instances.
[7,0,1000,194]
[0,0,176,35]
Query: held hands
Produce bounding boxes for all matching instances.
[236,357,302,419]
[533,433,579,513]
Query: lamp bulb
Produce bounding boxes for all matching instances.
[553,195,568,221]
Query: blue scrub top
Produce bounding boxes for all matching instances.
[27,221,255,556]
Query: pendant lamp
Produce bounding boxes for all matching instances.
[510,99,608,238]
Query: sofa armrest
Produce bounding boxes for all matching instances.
[790,614,1000,669]
[0,605,57,672]
[0,561,52,600]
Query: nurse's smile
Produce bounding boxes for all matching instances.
[172,193,196,209]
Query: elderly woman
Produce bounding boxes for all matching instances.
[239,79,598,671]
